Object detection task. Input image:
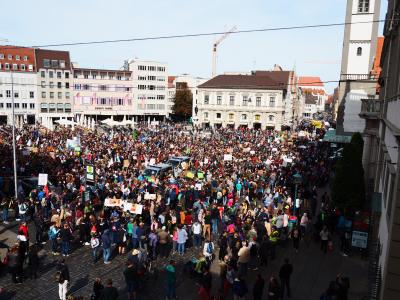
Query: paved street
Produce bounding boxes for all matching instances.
[0,187,369,300]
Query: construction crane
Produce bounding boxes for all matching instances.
[212,26,237,78]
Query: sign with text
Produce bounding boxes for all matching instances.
[86,164,95,184]
[38,173,48,186]
[351,230,368,249]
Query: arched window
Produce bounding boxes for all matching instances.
[357,47,362,56]
[269,115,274,122]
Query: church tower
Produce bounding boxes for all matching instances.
[340,0,381,78]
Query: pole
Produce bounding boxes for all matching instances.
[294,183,298,217]
[11,70,18,200]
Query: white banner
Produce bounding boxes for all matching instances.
[38,173,48,186]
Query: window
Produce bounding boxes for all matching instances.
[41,71,45,78]
[84,74,89,79]
[49,82,54,88]
[100,85,107,91]
[203,112,209,119]
[74,84,81,90]
[229,96,235,106]
[28,65,33,71]
[117,76,122,80]
[30,91,34,98]
[229,113,234,120]
[40,103,48,112]
[14,103,19,109]
[65,83,69,89]
[57,82,62,88]
[216,113,221,119]
[65,103,71,112]
[204,95,209,104]
[51,60,58,68]
[217,96,222,105]
[157,66,166,72]
[256,97,261,107]
[42,92,46,98]
[5,63,10,70]
[100,98,107,105]
[269,115,274,121]
[241,114,247,120]
[6,103,12,109]
[138,65,147,71]
[23,56,28,61]
[50,92,54,99]
[65,72,69,79]
[358,0,369,13]
[148,76,156,81]
[8,54,12,60]
[148,66,156,71]
[6,90,11,98]
[138,76,146,80]
[58,92,62,99]
[255,115,261,121]
[117,98,124,105]
[20,64,26,71]
[43,59,50,67]
[16,55,20,61]
[14,92,19,98]
[357,47,362,56]
[138,85,146,90]
[57,103,64,112]
[83,84,90,90]
[0,103,3,108]
[65,92,70,99]
[49,103,56,112]
[57,72,62,78]
[269,97,276,107]
[59,60,65,68]
[49,71,53,78]
[148,85,155,90]
[22,103,27,109]
[12,64,18,70]
[30,103,35,109]
[0,53,4,59]
[157,95,165,100]
[242,96,248,106]
[0,91,2,97]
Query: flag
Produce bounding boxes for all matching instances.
[43,184,49,197]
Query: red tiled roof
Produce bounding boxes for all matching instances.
[35,48,71,70]
[301,88,327,96]
[199,74,286,90]
[298,76,324,87]
[0,45,36,72]
[371,37,384,77]
[168,76,176,88]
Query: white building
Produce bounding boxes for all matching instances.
[35,49,74,122]
[298,76,328,113]
[336,0,381,134]
[0,46,37,125]
[72,67,134,120]
[128,59,168,120]
[195,73,285,129]
[302,93,319,119]
[167,74,207,118]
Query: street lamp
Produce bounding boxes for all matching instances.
[293,173,303,216]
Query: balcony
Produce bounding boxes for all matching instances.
[341,74,378,81]
[360,98,382,119]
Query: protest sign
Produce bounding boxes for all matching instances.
[197,172,205,179]
[224,154,233,161]
[123,160,130,168]
[38,173,48,186]
[104,198,121,207]
[186,171,195,179]
[144,193,156,200]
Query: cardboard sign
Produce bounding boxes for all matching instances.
[123,160,130,168]
[86,164,95,182]
[186,171,195,179]
[351,231,368,249]
[224,154,233,161]
[197,172,205,179]
[144,193,156,200]
[130,204,143,215]
[38,173,48,186]
[149,158,156,165]
[195,183,202,190]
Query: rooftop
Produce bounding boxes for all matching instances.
[298,76,324,87]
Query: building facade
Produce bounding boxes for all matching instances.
[335,0,381,134]
[128,59,168,120]
[298,76,328,113]
[35,49,73,122]
[195,74,285,129]
[167,74,207,119]
[362,1,400,299]
[0,46,37,125]
[72,67,134,120]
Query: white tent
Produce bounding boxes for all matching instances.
[55,119,77,126]
[91,118,95,130]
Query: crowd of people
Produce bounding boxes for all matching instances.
[0,122,350,300]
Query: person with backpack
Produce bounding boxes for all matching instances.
[48,223,60,255]
[17,201,28,222]
[203,238,214,264]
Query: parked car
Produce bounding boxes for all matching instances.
[144,163,172,178]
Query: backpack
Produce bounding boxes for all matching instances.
[207,242,213,254]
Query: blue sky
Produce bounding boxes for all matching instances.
[2,0,387,93]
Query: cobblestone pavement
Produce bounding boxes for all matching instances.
[0,186,370,300]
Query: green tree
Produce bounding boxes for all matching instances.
[332,132,365,215]
[172,86,193,120]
